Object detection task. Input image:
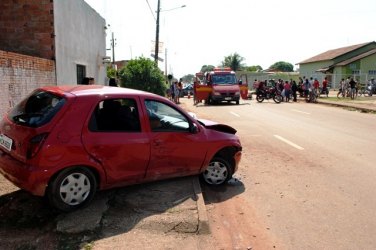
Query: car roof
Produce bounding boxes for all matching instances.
[39,85,159,98]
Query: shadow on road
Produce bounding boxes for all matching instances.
[200,177,245,204]
[0,176,199,249]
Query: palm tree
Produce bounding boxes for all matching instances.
[221,53,245,71]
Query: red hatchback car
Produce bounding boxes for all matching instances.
[0,85,242,211]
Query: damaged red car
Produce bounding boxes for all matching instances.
[0,85,242,211]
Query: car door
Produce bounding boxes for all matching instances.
[143,99,207,180]
[82,96,151,185]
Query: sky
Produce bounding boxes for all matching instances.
[84,0,376,78]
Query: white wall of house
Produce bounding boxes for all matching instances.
[53,0,107,85]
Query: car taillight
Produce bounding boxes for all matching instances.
[27,133,49,159]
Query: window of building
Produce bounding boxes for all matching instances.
[369,70,376,75]
[352,70,360,75]
[77,65,86,85]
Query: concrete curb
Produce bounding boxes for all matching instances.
[317,100,376,113]
[192,177,210,234]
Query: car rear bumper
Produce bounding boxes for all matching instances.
[0,150,49,196]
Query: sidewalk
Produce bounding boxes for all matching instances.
[315,94,376,113]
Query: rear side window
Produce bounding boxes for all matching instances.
[8,90,65,128]
[89,98,141,132]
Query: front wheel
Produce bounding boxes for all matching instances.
[47,167,97,212]
[256,94,264,102]
[201,157,233,185]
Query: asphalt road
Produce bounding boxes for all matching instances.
[185,98,376,249]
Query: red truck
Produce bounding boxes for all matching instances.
[193,67,248,105]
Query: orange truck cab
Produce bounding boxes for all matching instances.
[193,68,248,105]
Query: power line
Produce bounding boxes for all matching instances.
[145,0,156,21]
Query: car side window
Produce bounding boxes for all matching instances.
[145,100,190,132]
[89,98,141,132]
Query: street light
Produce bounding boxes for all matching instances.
[154,1,186,65]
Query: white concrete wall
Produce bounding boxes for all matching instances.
[53,0,106,85]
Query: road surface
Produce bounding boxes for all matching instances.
[183,98,376,250]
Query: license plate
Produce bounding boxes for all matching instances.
[225,97,232,100]
[0,134,13,151]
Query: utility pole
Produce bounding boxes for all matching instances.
[111,32,116,65]
[154,0,161,65]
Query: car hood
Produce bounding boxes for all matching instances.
[197,119,237,134]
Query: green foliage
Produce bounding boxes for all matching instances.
[118,57,167,96]
[269,61,294,72]
[200,65,215,73]
[245,65,263,72]
[221,53,245,71]
[181,74,194,83]
[107,66,117,78]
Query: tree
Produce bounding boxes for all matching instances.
[181,74,194,83]
[118,57,167,96]
[269,61,294,72]
[107,66,117,78]
[221,53,245,71]
[200,65,215,73]
[245,65,263,72]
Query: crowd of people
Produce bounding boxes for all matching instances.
[254,77,329,103]
[167,78,183,104]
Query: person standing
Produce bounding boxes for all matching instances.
[291,80,298,102]
[284,81,291,102]
[313,78,320,96]
[173,81,179,104]
[349,77,356,99]
[322,77,328,97]
[177,79,183,104]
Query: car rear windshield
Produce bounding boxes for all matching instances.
[8,90,66,128]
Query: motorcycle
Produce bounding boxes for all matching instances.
[256,86,283,103]
[365,82,376,96]
[306,88,318,103]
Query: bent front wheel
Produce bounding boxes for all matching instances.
[201,157,233,185]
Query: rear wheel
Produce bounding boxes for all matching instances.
[201,157,233,185]
[47,167,97,212]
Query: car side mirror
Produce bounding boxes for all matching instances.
[190,123,199,134]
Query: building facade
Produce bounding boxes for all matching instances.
[298,42,376,88]
[0,0,107,85]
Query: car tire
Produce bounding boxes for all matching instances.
[47,167,97,212]
[201,157,233,185]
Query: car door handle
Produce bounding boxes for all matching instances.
[153,139,163,146]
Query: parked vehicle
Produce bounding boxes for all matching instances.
[193,68,249,105]
[0,85,243,211]
[179,84,193,97]
[306,88,318,103]
[255,86,282,103]
[365,82,376,96]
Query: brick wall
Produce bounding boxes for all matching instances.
[0,50,56,116]
[0,0,55,60]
